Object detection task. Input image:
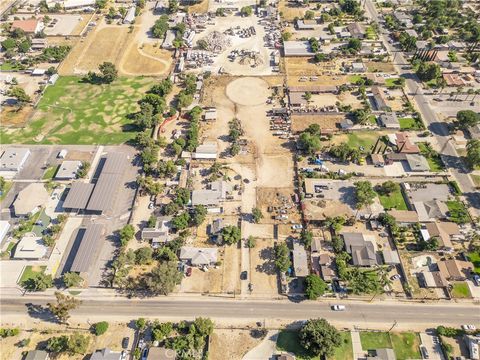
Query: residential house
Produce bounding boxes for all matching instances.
[419,269,448,289]
[382,249,400,265]
[11,18,44,34]
[388,210,419,226]
[422,222,460,250]
[437,259,473,281]
[90,348,123,360]
[371,86,390,111]
[292,242,309,277]
[0,221,10,244]
[379,112,400,129]
[347,23,366,39]
[141,217,172,247]
[388,133,419,153]
[179,247,218,267]
[370,154,386,167]
[342,233,378,266]
[405,154,430,172]
[412,200,449,222]
[191,181,231,207]
[209,218,224,244]
[25,350,50,360]
[319,253,335,282]
[13,183,49,217]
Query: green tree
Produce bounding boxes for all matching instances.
[467,139,480,167]
[62,272,83,288]
[298,131,321,155]
[416,61,441,82]
[98,62,118,83]
[252,207,263,223]
[304,10,315,20]
[377,180,400,195]
[119,224,135,247]
[240,5,252,16]
[151,15,169,38]
[172,212,191,230]
[346,38,361,52]
[274,243,291,272]
[177,91,194,109]
[305,274,327,300]
[221,225,241,245]
[134,247,154,265]
[299,319,341,357]
[301,230,313,248]
[143,261,183,295]
[152,322,174,341]
[8,86,31,108]
[47,292,81,323]
[193,205,207,226]
[168,0,178,13]
[192,317,214,337]
[354,181,377,209]
[456,110,480,129]
[1,38,16,51]
[94,321,109,336]
[135,318,147,331]
[246,235,256,248]
[22,272,53,292]
[174,187,190,206]
[47,335,69,353]
[67,333,90,354]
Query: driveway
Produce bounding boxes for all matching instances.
[242,330,279,360]
[419,332,445,360]
[351,331,365,360]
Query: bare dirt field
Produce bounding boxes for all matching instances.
[279,0,312,20]
[226,77,271,106]
[1,106,33,127]
[256,187,300,223]
[120,44,172,76]
[291,113,343,132]
[366,60,395,73]
[249,237,279,297]
[209,329,264,360]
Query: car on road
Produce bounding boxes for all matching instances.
[240,271,248,280]
[121,337,129,349]
[462,324,476,331]
[331,305,346,311]
[390,274,401,281]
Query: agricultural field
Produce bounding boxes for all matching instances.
[1,76,155,145]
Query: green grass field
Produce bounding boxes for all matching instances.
[276,331,318,360]
[472,175,480,188]
[446,200,470,224]
[417,143,444,171]
[42,165,58,180]
[19,265,47,284]
[365,26,377,40]
[385,78,400,88]
[1,76,155,145]
[451,282,471,298]
[378,189,408,210]
[330,332,353,360]
[346,132,383,152]
[390,332,421,360]
[468,252,480,274]
[399,117,423,130]
[0,181,13,201]
[360,332,392,350]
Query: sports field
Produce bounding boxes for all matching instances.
[0,76,155,145]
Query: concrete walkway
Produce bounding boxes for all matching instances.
[419,332,445,360]
[351,331,365,360]
[242,330,279,360]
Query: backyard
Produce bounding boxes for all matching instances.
[398,117,423,130]
[361,332,421,360]
[468,251,480,274]
[378,189,407,210]
[0,76,155,145]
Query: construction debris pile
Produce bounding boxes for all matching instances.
[202,31,232,53]
[228,49,264,67]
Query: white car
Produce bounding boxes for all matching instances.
[291,224,303,230]
[462,325,476,331]
[331,305,346,311]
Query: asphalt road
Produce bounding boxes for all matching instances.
[1,297,479,328]
[364,0,480,216]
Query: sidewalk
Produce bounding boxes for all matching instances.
[351,330,364,360]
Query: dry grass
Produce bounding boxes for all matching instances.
[188,0,209,13]
[291,113,342,132]
[209,329,264,360]
[121,44,172,76]
[1,106,33,127]
[249,237,279,296]
[279,0,310,21]
[366,60,395,73]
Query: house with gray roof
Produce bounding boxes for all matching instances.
[283,41,313,57]
[90,348,123,360]
[141,217,172,247]
[25,350,50,360]
[342,232,378,266]
[180,247,218,267]
[379,112,400,129]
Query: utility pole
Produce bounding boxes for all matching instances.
[388,320,397,332]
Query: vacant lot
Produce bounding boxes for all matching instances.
[1,76,154,144]
[210,329,263,360]
[250,237,278,296]
[120,43,172,76]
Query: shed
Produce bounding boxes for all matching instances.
[123,6,136,24]
[193,142,217,160]
[55,160,82,180]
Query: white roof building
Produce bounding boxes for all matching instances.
[0,221,10,244]
[55,160,82,180]
[180,247,218,266]
[123,6,136,24]
[13,235,47,259]
[193,142,218,160]
[13,183,49,217]
[0,148,30,172]
[62,0,96,9]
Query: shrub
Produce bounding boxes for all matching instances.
[94,321,109,336]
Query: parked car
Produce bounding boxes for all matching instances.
[240,271,248,280]
[420,345,429,359]
[462,324,476,331]
[473,275,480,286]
[185,267,192,277]
[390,274,401,281]
[331,305,346,311]
[291,224,303,230]
[121,337,129,349]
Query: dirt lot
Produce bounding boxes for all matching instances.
[366,60,395,73]
[279,0,315,21]
[120,42,173,76]
[256,187,300,224]
[1,106,34,127]
[0,324,133,360]
[209,329,264,360]
[291,113,343,132]
[249,237,279,297]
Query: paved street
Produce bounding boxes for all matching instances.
[1,295,479,329]
[364,0,480,217]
